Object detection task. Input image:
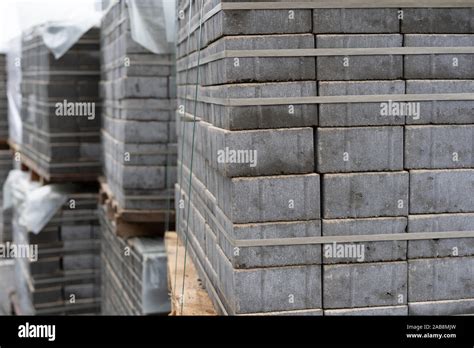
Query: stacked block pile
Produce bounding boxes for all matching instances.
[0,54,8,139]
[14,189,101,315]
[176,0,474,315]
[0,54,13,242]
[99,0,174,315]
[99,205,170,315]
[100,0,177,211]
[20,27,101,181]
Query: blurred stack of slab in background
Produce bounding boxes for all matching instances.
[99,0,175,315]
[0,54,13,243]
[20,27,102,182]
[10,172,101,315]
[3,25,105,315]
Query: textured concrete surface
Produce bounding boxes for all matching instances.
[323,172,409,218]
[323,262,408,309]
[409,257,474,302]
[317,126,404,172]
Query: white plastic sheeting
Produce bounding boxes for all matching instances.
[127,0,176,54]
[0,0,103,56]
[2,170,74,235]
[0,0,176,56]
[6,38,22,145]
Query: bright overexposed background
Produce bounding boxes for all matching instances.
[0,0,102,53]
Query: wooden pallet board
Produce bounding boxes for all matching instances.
[165,232,216,316]
[99,177,175,238]
[17,149,99,184]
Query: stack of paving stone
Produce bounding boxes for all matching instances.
[99,205,170,315]
[0,54,13,242]
[0,54,8,140]
[13,187,101,315]
[99,0,174,315]
[20,27,101,181]
[176,0,474,315]
[100,0,177,211]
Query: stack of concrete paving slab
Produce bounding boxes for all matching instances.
[176,0,474,315]
[401,10,474,315]
[0,54,13,242]
[100,0,177,211]
[99,205,170,315]
[20,27,101,181]
[0,54,8,140]
[12,181,101,315]
[98,0,175,315]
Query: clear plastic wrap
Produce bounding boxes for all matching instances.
[0,0,176,56]
[126,0,176,54]
[3,170,73,235]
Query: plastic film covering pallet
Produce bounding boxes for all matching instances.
[175,0,474,316]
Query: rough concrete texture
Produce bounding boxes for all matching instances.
[313,9,400,33]
[316,35,403,80]
[218,242,322,314]
[410,170,474,214]
[318,80,406,127]
[409,257,474,302]
[404,35,474,79]
[401,8,474,33]
[230,174,320,223]
[406,80,474,125]
[323,262,407,309]
[323,217,407,263]
[197,34,316,86]
[408,214,474,259]
[317,127,404,173]
[405,126,474,169]
[323,172,409,218]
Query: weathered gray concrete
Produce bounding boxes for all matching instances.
[405,126,474,169]
[401,9,474,34]
[409,257,474,302]
[323,262,407,309]
[318,80,406,127]
[313,9,400,33]
[404,35,474,79]
[406,80,474,125]
[317,127,404,172]
[408,213,474,259]
[410,170,474,214]
[316,35,403,80]
[323,217,407,263]
[323,172,409,218]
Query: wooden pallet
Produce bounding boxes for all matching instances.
[165,231,216,316]
[7,140,99,184]
[99,177,175,238]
